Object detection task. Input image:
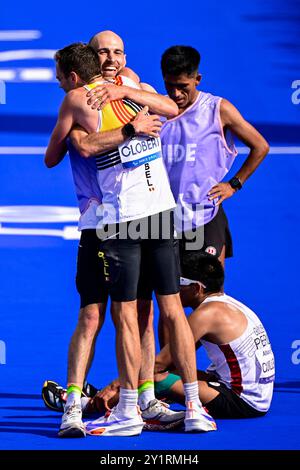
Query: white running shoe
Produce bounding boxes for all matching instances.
[184,402,217,432]
[85,406,144,437]
[58,402,86,437]
[141,399,185,431]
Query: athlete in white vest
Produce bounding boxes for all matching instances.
[43,252,273,422]
[83,74,175,226]
[46,41,215,436]
[154,252,275,418]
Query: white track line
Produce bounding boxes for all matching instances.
[236,146,300,155]
[0,147,47,154]
[0,226,80,240]
[0,50,56,61]
[0,30,41,41]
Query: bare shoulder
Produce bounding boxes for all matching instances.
[220,97,245,126]
[120,67,140,84]
[66,87,86,105]
[198,301,228,322]
[203,300,231,313]
[65,88,93,119]
[191,302,216,324]
[220,98,237,116]
[220,97,232,109]
[140,82,157,93]
[209,300,245,325]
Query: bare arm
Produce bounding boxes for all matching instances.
[140,83,156,93]
[87,83,178,118]
[70,125,126,158]
[44,94,75,168]
[118,85,178,117]
[70,106,162,158]
[89,378,121,412]
[208,99,269,205]
[154,307,211,373]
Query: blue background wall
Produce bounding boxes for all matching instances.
[1,0,300,129]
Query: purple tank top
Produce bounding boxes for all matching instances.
[161,92,237,230]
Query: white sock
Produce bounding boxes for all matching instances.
[138,384,155,410]
[80,397,91,413]
[183,381,202,409]
[117,388,139,418]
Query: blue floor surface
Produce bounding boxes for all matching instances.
[0,150,300,450]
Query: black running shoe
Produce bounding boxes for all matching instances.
[42,380,99,412]
[42,380,67,412]
[82,380,98,398]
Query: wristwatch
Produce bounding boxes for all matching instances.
[229,176,242,191]
[122,123,136,138]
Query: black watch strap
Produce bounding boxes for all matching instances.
[122,123,136,138]
[229,176,242,191]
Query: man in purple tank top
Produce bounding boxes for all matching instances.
[159,46,269,346]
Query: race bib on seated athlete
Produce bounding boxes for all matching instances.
[254,326,275,383]
[118,135,162,169]
[256,348,275,382]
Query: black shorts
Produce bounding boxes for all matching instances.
[205,381,267,419]
[99,211,180,302]
[76,230,109,308]
[76,230,153,308]
[179,205,233,258]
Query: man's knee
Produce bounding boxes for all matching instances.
[159,294,185,322]
[111,301,138,328]
[78,304,104,333]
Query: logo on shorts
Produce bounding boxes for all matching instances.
[98,251,110,281]
[205,246,217,256]
[208,382,220,387]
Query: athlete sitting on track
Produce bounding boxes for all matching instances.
[43,253,274,422]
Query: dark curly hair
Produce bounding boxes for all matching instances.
[161,45,200,77]
[181,251,224,293]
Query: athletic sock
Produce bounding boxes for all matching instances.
[80,397,91,413]
[116,388,139,418]
[66,384,82,408]
[183,381,202,409]
[138,380,155,410]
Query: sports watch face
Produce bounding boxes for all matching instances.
[124,123,135,138]
[229,177,242,190]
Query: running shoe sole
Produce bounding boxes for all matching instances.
[58,425,86,438]
[86,423,144,437]
[144,417,184,431]
[185,418,217,432]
